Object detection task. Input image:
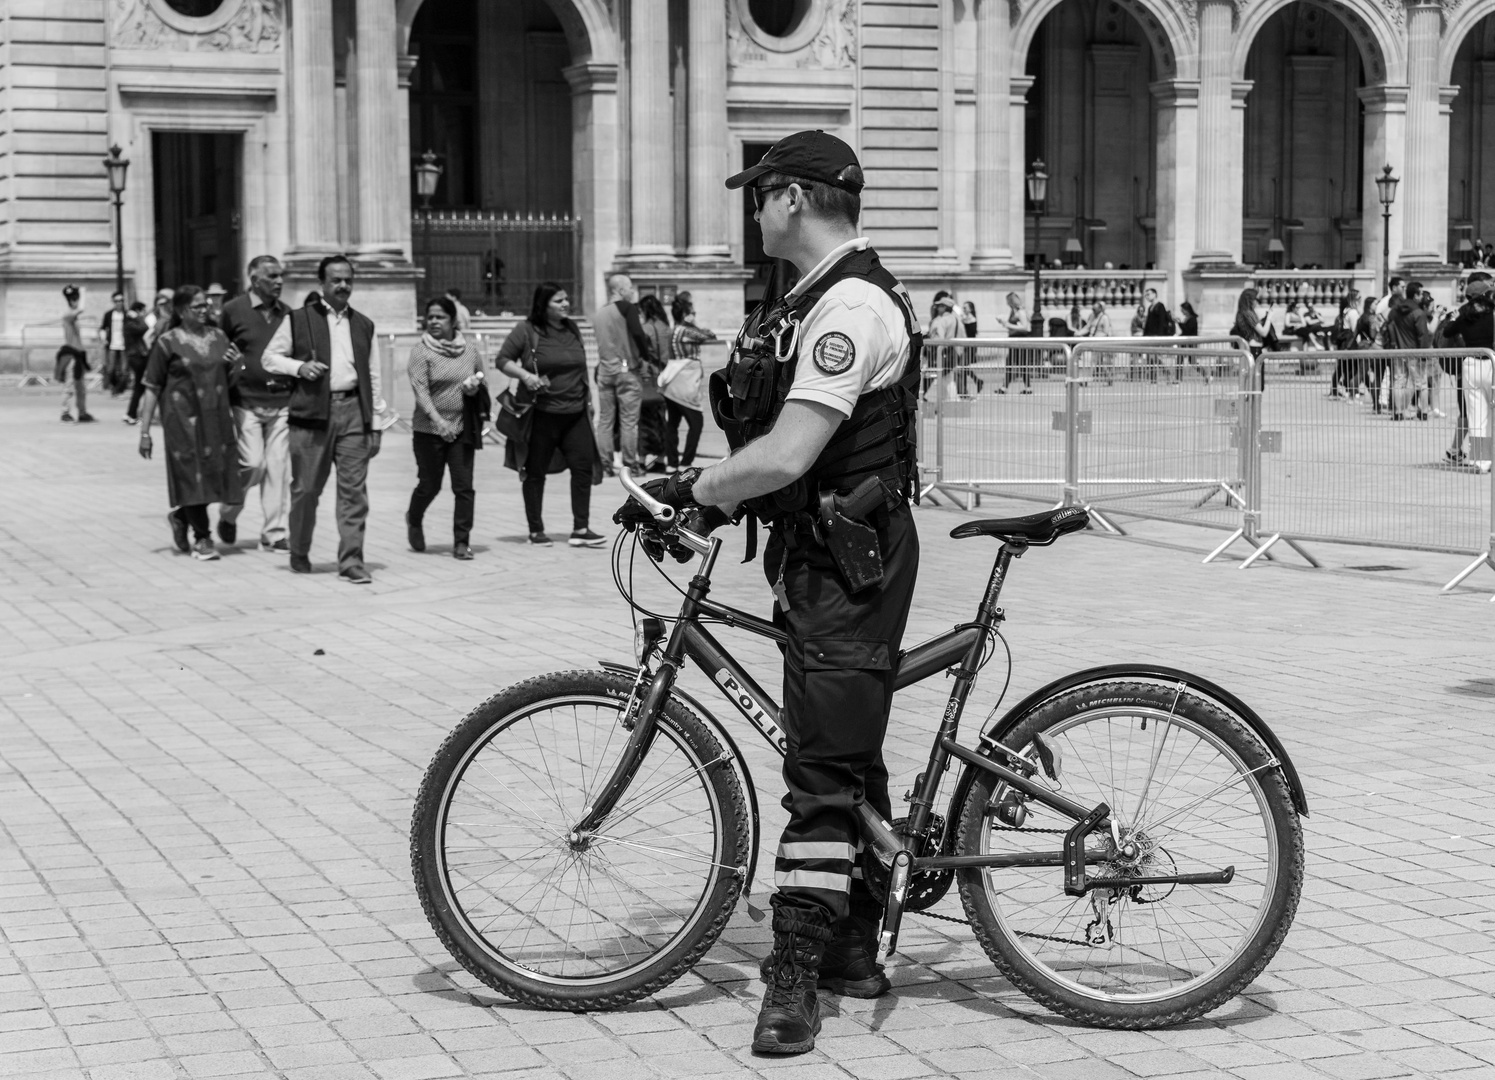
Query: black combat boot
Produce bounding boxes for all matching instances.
[759,892,890,998]
[752,928,828,1054]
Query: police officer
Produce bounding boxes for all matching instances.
[641,131,921,1054]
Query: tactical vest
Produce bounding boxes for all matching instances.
[709,247,923,523]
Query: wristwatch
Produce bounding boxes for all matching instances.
[669,467,702,506]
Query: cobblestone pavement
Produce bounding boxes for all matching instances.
[2,389,1494,1080]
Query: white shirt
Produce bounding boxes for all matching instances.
[782,237,913,418]
[262,302,395,429]
[105,311,126,351]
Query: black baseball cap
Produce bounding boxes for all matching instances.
[725,130,864,194]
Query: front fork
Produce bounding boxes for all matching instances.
[570,662,678,837]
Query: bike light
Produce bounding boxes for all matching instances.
[634,618,665,665]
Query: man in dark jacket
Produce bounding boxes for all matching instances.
[1385,281,1433,421]
[1141,287,1175,382]
[1438,274,1494,463]
[261,255,396,583]
[216,256,292,550]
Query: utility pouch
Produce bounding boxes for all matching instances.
[816,476,890,593]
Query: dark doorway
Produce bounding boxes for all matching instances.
[152,132,242,294]
[741,141,799,313]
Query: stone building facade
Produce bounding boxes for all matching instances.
[3,0,1495,342]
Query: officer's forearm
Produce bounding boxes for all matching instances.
[694,399,843,509]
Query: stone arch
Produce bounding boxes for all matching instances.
[1231,0,1401,85]
[1013,0,1190,79]
[395,0,617,64]
[1440,0,1495,84]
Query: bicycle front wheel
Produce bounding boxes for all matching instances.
[411,669,749,1010]
[955,680,1303,1028]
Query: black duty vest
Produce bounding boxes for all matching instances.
[709,247,923,523]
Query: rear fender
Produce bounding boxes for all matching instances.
[943,664,1308,830]
[599,661,763,898]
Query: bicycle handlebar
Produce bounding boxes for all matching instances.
[617,470,676,524]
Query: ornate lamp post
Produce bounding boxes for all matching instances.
[1027,159,1048,335]
[103,145,130,300]
[414,149,443,292]
[1375,164,1399,293]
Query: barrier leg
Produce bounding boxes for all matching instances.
[1203,528,1246,564]
[1282,538,1320,568]
[1086,507,1126,535]
[1441,552,1494,593]
[1239,533,1283,569]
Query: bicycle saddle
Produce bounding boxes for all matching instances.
[949,506,1090,546]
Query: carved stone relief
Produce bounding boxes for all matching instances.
[729,0,856,70]
[112,0,283,53]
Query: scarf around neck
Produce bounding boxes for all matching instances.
[421,331,468,358]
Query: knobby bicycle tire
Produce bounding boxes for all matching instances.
[411,669,750,1010]
[955,680,1304,1028]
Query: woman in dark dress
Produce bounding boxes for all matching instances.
[137,285,243,561]
[496,282,605,547]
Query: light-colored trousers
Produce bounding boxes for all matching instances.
[220,404,291,543]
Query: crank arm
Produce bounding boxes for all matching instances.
[1083,866,1236,894]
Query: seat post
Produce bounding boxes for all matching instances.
[977,543,1023,624]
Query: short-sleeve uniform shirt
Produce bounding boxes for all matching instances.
[783,238,912,418]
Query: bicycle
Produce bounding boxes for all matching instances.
[411,473,1307,1028]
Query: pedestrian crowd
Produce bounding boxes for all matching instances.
[57,256,720,577]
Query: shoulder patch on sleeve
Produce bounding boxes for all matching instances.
[812,331,856,375]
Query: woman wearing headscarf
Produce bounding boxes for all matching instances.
[136,285,243,561]
[406,295,486,560]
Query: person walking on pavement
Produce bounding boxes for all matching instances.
[1141,287,1175,382]
[661,294,717,470]
[135,285,243,562]
[260,255,397,583]
[640,130,923,1056]
[57,285,95,423]
[122,301,152,424]
[215,255,293,551]
[1385,281,1433,421]
[1439,274,1495,466]
[1001,291,1032,393]
[406,295,485,560]
[99,291,129,396]
[495,282,607,547]
[592,273,656,476]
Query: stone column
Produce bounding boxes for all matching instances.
[566,62,621,310]
[1360,84,1408,283]
[1010,75,1033,277]
[1152,79,1199,305]
[354,0,404,255]
[289,0,338,252]
[1191,0,1235,264]
[1401,1,1445,264]
[971,0,1012,268]
[686,0,728,259]
[630,0,675,259]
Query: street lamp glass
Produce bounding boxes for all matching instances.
[414,149,443,200]
[1026,159,1048,208]
[1375,164,1399,208]
[104,145,129,195]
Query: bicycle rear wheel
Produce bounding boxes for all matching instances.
[411,669,749,1010]
[955,680,1303,1028]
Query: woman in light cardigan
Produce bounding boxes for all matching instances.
[407,296,485,560]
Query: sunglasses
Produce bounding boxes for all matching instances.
[752,182,812,212]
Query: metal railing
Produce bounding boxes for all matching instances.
[412,210,581,314]
[1250,270,1377,309]
[920,337,1495,597]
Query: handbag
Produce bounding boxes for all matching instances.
[493,324,538,442]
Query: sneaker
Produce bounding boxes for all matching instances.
[1445,449,1468,465]
[528,532,552,546]
[123,415,139,426]
[167,511,190,554]
[407,511,426,553]
[453,542,474,560]
[61,412,75,423]
[259,538,289,553]
[289,554,313,573]
[77,413,96,423]
[191,538,220,561]
[569,529,608,548]
[339,565,372,585]
[1433,408,1446,418]
[217,519,237,545]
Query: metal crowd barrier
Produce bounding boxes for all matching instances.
[920,337,1495,597]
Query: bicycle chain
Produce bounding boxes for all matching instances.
[908,823,1098,948]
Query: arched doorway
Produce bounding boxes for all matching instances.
[1448,13,1495,266]
[1241,3,1366,270]
[1023,0,1161,271]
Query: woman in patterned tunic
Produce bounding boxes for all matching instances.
[136,285,243,561]
[406,296,486,560]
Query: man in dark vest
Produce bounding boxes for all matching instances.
[216,255,292,551]
[638,131,922,1055]
[261,255,396,583]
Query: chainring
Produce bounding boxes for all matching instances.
[861,815,955,912]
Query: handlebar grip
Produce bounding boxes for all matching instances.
[618,471,676,523]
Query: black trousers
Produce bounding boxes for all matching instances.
[763,505,920,935]
[172,504,211,541]
[523,409,594,534]
[664,401,703,468]
[408,431,476,544]
[126,352,149,419]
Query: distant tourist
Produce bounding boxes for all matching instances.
[406,295,485,560]
[261,255,397,584]
[122,301,151,424]
[961,300,978,338]
[1000,291,1032,394]
[99,291,129,396]
[57,285,94,423]
[216,256,293,551]
[446,288,473,332]
[592,273,654,476]
[636,294,674,472]
[135,285,242,562]
[1438,274,1493,466]
[661,294,717,470]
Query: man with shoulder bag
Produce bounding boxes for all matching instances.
[624,131,922,1056]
